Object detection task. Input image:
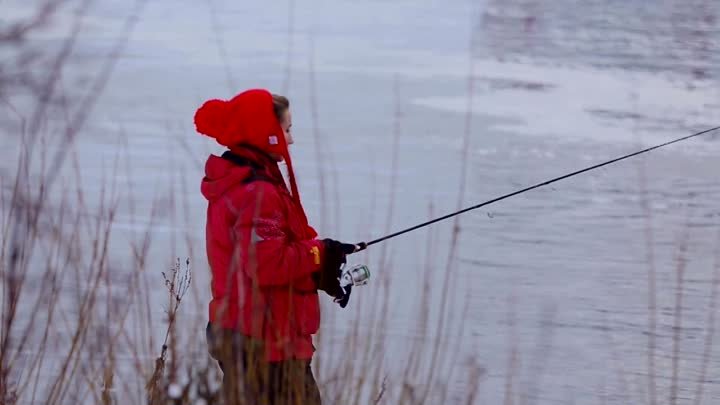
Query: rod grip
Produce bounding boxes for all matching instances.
[353,242,368,253]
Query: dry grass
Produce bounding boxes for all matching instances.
[2,2,720,405]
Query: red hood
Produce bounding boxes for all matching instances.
[200,154,254,202]
[194,89,304,209]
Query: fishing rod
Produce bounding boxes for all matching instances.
[333,125,719,306]
[351,125,720,253]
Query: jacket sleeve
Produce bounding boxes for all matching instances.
[232,182,324,288]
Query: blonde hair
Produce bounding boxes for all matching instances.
[271,94,290,122]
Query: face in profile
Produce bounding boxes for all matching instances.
[280,109,293,145]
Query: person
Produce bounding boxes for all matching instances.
[194,88,355,405]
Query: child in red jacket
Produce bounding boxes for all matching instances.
[195,89,354,405]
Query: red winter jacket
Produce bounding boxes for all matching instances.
[201,146,325,361]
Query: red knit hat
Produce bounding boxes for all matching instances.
[194,89,303,204]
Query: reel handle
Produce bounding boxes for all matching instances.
[334,263,371,308]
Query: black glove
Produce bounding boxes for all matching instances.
[314,239,356,304]
[334,284,352,308]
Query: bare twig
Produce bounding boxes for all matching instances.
[636,112,657,405]
[281,0,295,94]
[374,375,388,405]
[692,229,720,405]
[147,257,192,403]
[670,213,691,405]
[206,0,236,92]
[422,6,480,400]
[308,34,327,234]
[503,295,519,405]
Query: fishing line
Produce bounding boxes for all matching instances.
[353,125,720,252]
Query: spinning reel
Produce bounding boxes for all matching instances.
[333,263,370,307]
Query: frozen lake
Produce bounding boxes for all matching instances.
[2,0,720,403]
